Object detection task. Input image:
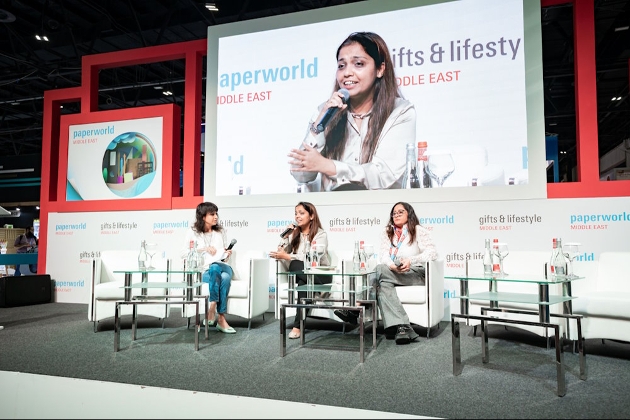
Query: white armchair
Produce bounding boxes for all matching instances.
[88,250,170,332]
[571,252,630,343]
[181,249,270,330]
[394,259,445,338]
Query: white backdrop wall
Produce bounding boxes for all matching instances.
[46,195,630,319]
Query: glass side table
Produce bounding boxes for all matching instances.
[113,268,207,352]
[445,272,587,397]
[279,269,377,363]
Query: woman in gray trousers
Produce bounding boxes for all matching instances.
[336,201,438,344]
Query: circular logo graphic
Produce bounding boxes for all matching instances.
[101,132,157,198]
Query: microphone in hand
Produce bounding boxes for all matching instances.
[313,88,350,133]
[279,224,296,239]
[221,239,237,261]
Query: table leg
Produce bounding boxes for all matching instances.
[459,280,469,315]
[280,306,286,357]
[114,302,121,352]
[451,316,462,375]
[576,317,586,380]
[186,273,193,301]
[194,302,199,351]
[288,274,296,305]
[349,276,356,307]
[141,272,148,296]
[489,280,498,308]
[372,302,377,349]
[554,325,566,397]
[359,306,364,364]
[482,317,490,363]
[562,282,573,342]
[124,273,132,301]
[132,303,137,341]
[299,304,305,346]
[204,299,209,340]
[538,284,550,323]
[306,273,314,301]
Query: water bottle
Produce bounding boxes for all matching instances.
[417,141,432,188]
[491,238,501,274]
[482,239,492,276]
[186,240,198,272]
[401,143,420,189]
[304,239,311,271]
[548,238,558,276]
[359,240,367,273]
[310,240,319,269]
[353,240,361,272]
[138,240,147,270]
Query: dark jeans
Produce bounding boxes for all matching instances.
[289,259,332,329]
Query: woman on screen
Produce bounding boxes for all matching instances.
[269,201,331,339]
[182,202,235,334]
[289,31,416,192]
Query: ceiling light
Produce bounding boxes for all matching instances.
[205,3,218,12]
[43,35,49,41]
[11,102,19,105]
[153,86,163,90]
[612,97,618,101]
[163,90,173,96]
[549,122,557,126]
[614,26,629,32]
[35,34,41,40]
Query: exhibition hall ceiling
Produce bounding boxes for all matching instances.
[0,0,628,168]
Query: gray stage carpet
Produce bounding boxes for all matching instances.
[0,303,629,419]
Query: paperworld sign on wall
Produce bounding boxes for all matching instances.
[66,117,163,201]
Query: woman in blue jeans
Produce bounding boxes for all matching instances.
[183,202,235,333]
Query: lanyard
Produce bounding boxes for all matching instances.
[389,225,408,261]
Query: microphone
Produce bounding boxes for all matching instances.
[279,224,296,239]
[313,88,350,132]
[221,239,237,262]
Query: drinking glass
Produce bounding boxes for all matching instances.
[315,244,325,260]
[562,242,581,278]
[426,149,455,187]
[364,244,375,270]
[495,242,509,275]
[145,242,158,270]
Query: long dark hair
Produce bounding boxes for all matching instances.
[289,201,323,251]
[193,202,222,233]
[323,32,401,164]
[385,202,420,245]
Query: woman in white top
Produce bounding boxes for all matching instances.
[289,32,416,192]
[182,202,235,334]
[338,201,438,344]
[269,201,331,339]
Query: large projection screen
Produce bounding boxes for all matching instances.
[205,0,545,208]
